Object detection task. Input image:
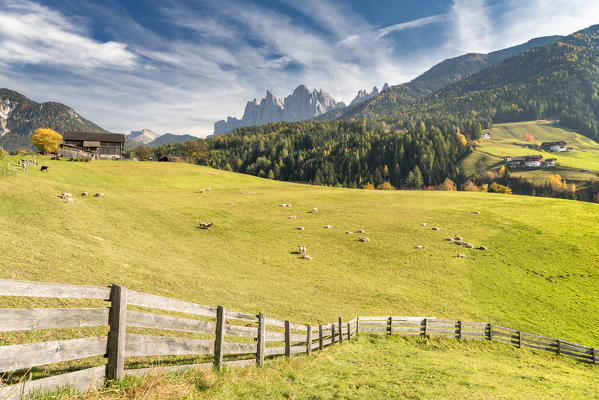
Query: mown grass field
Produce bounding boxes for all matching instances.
[1,154,598,397]
[35,336,599,399]
[460,120,599,187]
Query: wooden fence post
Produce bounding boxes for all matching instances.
[306,325,312,355]
[331,323,336,344]
[347,322,351,340]
[284,320,291,357]
[518,331,522,349]
[593,348,597,365]
[488,323,493,341]
[106,284,127,381]
[458,320,463,340]
[356,317,360,334]
[319,324,323,350]
[338,317,343,343]
[214,306,225,371]
[388,316,393,335]
[424,318,429,336]
[556,339,561,356]
[257,313,265,367]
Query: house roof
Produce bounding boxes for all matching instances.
[62,131,125,143]
[541,141,566,146]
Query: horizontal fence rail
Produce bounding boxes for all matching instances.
[0,278,596,399]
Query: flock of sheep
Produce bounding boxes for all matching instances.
[281,203,369,261]
[60,191,104,204]
[418,211,487,258]
[286,203,487,261]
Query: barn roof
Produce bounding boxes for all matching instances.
[62,131,125,143]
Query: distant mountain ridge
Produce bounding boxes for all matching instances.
[125,129,196,149]
[339,35,564,120]
[213,85,345,135]
[0,88,106,151]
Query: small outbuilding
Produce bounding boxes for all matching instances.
[541,141,567,152]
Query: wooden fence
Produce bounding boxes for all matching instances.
[0,279,596,399]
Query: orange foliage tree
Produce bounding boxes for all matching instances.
[30,128,62,154]
[523,133,535,142]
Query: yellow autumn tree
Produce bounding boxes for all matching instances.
[30,128,63,154]
[498,165,506,176]
[457,133,467,147]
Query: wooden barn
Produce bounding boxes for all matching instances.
[60,131,125,160]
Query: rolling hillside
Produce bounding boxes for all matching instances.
[461,120,599,188]
[1,158,598,398]
[344,25,599,143]
[0,158,598,345]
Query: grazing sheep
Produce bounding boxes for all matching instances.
[454,240,465,245]
[355,229,365,234]
[227,202,234,206]
[199,222,214,229]
[289,216,297,219]
[206,188,212,191]
[454,236,462,241]
[279,203,292,207]
[310,208,318,213]
[457,254,467,258]
[81,192,88,197]
[472,211,481,214]
[359,236,370,242]
[415,245,425,250]
[463,243,474,249]
[346,230,353,234]
[421,223,428,227]
[324,225,332,229]
[296,226,304,231]
[61,193,72,199]
[302,254,312,260]
[431,227,439,231]
[298,244,307,254]
[444,237,454,241]
[477,246,487,250]
[94,193,104,198]
[66,197,74,205]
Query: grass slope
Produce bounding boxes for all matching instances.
[0,156,598,350]
[37,336,599,399]
[461,120,599,187]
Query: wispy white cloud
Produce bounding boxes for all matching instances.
[378,14,448,38]
[0,0,598,138]
[0,0,136,70]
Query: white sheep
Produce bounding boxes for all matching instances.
[61,192,72,199]
[355,229,365,234]
[296,226,304,231]
[310,208,318,213]
[199,222,214,229]
[324,225,332,229]
[472,211,481,214]
[359,236,369,242]
[289,216,297,219]
[415,245,425,250]
[444,237,454,241]
[302,254,312,260]
[458,254,467,258]
[94,193,104,198]
[463,243,474,249]
[346,230,353,234]
[421,223,428,227]
[298,244,307,254]
[66,197,74,205]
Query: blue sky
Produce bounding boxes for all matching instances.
[0,0,598,137]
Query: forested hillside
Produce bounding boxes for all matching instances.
[347,25,599,141]
[150,119,477,189]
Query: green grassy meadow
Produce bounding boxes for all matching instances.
[460,120,599,187]
[1,155,598,397]
[36,336,599,399]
